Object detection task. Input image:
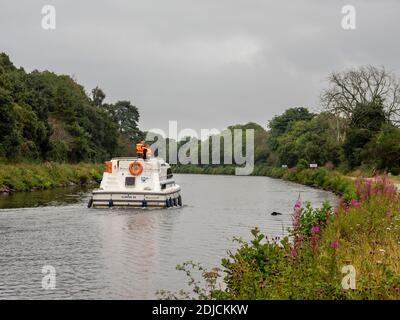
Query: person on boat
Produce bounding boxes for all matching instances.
[136,141,145,158]
[143,145,148,160]
[143,144,153,160]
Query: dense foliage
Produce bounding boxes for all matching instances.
[173,103,399,175]
[266,67,400,173]
[173,106,399,175]
[0,53,143,163]
[214,176,400,300]
[168,66,400,175]
[268,106,399,174]
[160,176,400,300]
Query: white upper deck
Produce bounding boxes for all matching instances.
[99,157,176,192]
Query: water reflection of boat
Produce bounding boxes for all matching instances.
[89,157,182,208]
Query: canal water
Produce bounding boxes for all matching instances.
[0,174,337,299]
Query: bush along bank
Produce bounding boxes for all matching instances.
[0,163,103,194]
[160,175,400,300]
[172,164,356,201]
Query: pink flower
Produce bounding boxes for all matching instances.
[292,196,302,234]
[311,225,320,235]
[350,199,360,207]
[330,240,339,250]
[294,234,304,248]
[290,249,298,257]
[310,225,320,253]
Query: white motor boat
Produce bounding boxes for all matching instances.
[89,157,182,208]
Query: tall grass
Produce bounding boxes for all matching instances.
[160,175,400,300]
[0,163,103,192]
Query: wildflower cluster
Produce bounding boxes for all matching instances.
[356,174,397,200]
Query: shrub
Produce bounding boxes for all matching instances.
[293,200,332,237]
[163,175,400,300]
[296,159,309,170]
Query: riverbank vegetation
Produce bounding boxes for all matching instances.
[164,66,400,300]
[160,176,400,300]
[0,53,143,163]
[215,176,400,299]
[168,66,400,177]
[2,53,399,193]
[171,66,400,203]
[171,99,400,175]
[0,162,103,193]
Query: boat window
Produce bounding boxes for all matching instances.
[125,177,135,186]
[161,184,166,190]
[167,168,173,179]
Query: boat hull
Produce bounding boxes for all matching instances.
[90,188,181,208]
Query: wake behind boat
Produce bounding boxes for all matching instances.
[88,147,182,208]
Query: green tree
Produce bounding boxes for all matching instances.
[0,52,137,162]
[362,124,400,174]
[268,107,314,150]
[113,100,141,140]
[273,113,342,167]
[91,86,106,107]
[0,87,19,158]
[343,99,386,168]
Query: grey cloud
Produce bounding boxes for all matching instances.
[1,0,399,134]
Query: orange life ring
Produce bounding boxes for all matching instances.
[129,161,143,176]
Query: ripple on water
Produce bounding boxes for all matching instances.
[0,174,338,299]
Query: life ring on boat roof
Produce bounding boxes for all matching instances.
[129,161,143,176]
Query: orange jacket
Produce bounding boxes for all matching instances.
[136,143,144,154]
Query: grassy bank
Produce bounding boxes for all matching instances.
[160,175,400,300]
[215,176,400,299]
[173,164,356,201]
[0,163,103,193]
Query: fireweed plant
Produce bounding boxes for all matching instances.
[159,174,400,300]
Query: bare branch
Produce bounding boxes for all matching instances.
[320,66,400,126]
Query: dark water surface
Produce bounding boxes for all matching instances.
[0,174,337,299]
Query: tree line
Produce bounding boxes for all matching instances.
[265,66,400,173]
[1,52,399,173]
[0,53,143,162]
[170,66,400,174]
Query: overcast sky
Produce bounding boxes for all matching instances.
[1,0,400,134]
